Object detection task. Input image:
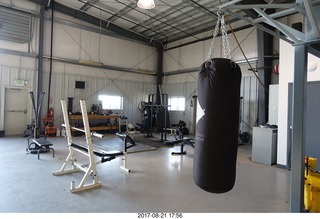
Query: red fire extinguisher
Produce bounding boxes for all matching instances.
[48,108,54,118]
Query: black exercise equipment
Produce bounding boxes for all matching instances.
[171,139,195,155]
[67,97,74,114]
[193,58,242,194]
[138,94,170,142]
[116,132,138,173]
[26,91,54,159]
[171,120,189,139]
[23,120,34,137]
[70,142,124,163]
[164,120,194,155]
[138,101,155,135]
[116,132,136,149]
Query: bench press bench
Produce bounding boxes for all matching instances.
[26,136,55,160]
[70,143,123,163]
[165,138,195,155]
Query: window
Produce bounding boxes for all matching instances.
[168,97,185,111]
[98,95,123,110]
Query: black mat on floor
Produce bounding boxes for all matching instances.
[133,134,172,148]
[73,135,157,154]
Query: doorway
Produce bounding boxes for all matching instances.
[4,87,30,135]
[288,82,320,170]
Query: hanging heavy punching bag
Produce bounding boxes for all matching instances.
[193,58,242,193]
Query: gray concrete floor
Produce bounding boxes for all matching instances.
[0,134,290,213]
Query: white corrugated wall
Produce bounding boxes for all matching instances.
[0,2,260,137]
[41,71,157,129]
[163,74,259,136]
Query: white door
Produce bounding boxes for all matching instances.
[4,88,29,135]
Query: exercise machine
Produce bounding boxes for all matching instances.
[137,94,170,141]
[53,99,132,193]
[118,115,140,140]
[171,138,195,155]
[26,91,54,159]
[165,120,195,155]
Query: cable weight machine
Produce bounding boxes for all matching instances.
[140,94,169,142]
[26,91,54,159]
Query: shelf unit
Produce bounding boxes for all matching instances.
[69,114,119,133]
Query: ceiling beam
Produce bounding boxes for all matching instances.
[223,3,298,9]
[83,0,167,43]
[254,7,301,43]
[26,0,163,49]
[79,0,98,12]
[226,9,293,44]
[303,0,320,39]
[106,2,136,23]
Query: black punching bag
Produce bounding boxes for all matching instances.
[193,58,242,193]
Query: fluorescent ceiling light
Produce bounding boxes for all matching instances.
[137,0,155,9]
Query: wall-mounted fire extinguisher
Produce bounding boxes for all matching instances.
[48,108,54,118]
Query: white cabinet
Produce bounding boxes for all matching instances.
[252,127,278,165]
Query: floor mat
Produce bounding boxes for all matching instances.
[72,135,157,153]
[132,134,173,149]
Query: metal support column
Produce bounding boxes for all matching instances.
[290,44,307,212]
[156,48,163,105]
[36,0,46,130]
[257,28,273,125]
[47,0,54,115]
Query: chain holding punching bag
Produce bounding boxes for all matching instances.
[193,12,242,193]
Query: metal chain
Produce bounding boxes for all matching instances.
[221,14,232,59]
[207,11,232,61]
[206,13,221,61]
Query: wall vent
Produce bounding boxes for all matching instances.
[0,6,32,43]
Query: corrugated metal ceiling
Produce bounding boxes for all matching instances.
[5,0,320,49]
[48,0,311,48]
[56,0,228,45]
